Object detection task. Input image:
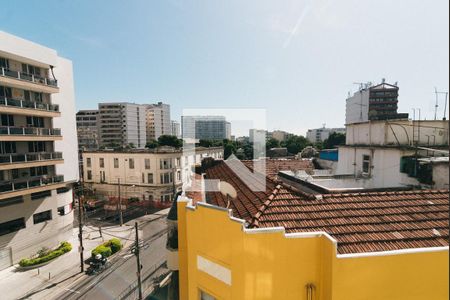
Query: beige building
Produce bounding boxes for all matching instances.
[146,102,171,141]
[0,32,78,269]
[82,147,223,203]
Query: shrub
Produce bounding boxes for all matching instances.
[108,238,122,254]
[91,245,112,258]
[91,238,122,258]
[19,241,72,267]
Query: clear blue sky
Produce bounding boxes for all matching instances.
[1,0,448,136]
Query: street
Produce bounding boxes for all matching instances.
[0,208,170,300]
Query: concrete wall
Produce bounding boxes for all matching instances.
[52,56,79,182]
[177,199,449,300]
[336,146,419,187]
[432,163,449,189]
[346,120,449,146]
[346,89,370,125]
[0,190,73,265]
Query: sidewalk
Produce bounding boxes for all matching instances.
[0,223,135,300]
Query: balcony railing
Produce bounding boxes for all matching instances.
[0,152,63,165]
[0,175,64,193]
[0,97,59,112]
[0,67,58,88]
[0,126,62,137]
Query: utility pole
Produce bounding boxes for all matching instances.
[134,222,143,300]
[443,92,448,120]
[75,185,84,273]
[117,178,123,226]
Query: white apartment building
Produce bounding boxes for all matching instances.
[335,119,449,189]
[0,31,78,269]
[146,102,171,141]
[306,127,345,143]
[98,102,147,148]
[82,147,223,203]
[171,120,180,138]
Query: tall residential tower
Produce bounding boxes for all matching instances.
[0,31,78,269]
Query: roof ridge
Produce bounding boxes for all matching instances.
[250,184,282,228]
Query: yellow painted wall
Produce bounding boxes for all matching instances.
[178,200,449,300]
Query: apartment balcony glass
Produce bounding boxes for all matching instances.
[0,67,58,87]
[0,175,64,193]
[0,126,62,136]
[0,97,59,112]
[0,152,63,165]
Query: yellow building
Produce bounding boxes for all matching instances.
[170,161,449,300]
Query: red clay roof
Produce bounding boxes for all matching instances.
[204,161,449,254]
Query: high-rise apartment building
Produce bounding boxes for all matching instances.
[0,31,78,269]
[171,120,181,138]
[182,116,231,140]
[76,109,99,150]
[98,102,146,148]
[346,80,409,125]
[146,102,171,141]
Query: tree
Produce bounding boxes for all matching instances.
[266,138,280,151]
[323,132,346,149]
[281,135,310,155]
[198,139,213,147]
[145,139,159,149]
[158,135,183,148]
[224,143,236,159]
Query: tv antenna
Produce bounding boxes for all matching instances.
[434,88,449,120]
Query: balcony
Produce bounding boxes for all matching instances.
[0,67,59,93]
[0,97,60,117]
[0,126,62,141]
[0,175,64,194]
[0,152,63,169]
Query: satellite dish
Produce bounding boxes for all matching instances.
[219,181,237,199]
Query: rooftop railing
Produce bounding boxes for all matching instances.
[0,152,63,165]
[0,126,62,137]
[0,67,58,88]
[0,97,59,112]
[0,175,64,193]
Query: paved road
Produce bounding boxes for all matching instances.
[55,215,169,300]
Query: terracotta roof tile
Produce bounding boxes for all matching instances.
[203,160,450,254]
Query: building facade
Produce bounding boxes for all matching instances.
[76,109,99,150]
[171,120,181,138]
[346,81,409,125]
[146,102,171,141]
[98,102,147,148]
[306,127,345,143]
[0,31,78,269]
[182,116,231,140]
[82,147,223,203]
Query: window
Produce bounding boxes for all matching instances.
[176,158,181,167]
[0,218,25,236]
[31,190,51,200]
[99,158,105,168]
[33,210,52,224]
[57,187,70,194]
[1,114,14,126]
[0,57,9,69]
[100,171,106,183]
[57,204,72,216]
[0,196,23,207]
[200,291,216,300]
[160,158,172,170]
[160,194,172,203]
[177,171,181,181]
[160,172,173,184]
[145,159,150,169]
[86,158,92,168]
[129,158,135,169]
[87,170,92,180]
[148,173,153,184]
[362,155,371,174]
[114,158,119,168]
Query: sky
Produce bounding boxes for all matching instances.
[1,0,449,136]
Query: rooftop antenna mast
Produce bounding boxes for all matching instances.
[434,87,448,120]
